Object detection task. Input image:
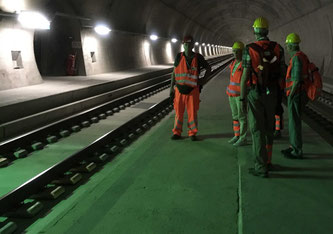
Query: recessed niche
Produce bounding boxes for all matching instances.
[11,51,24,69]
[90,51,96,63]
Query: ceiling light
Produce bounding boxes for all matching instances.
[18,11,50,30]
[171,38,177,43]
[94,24,111,35]
[150,34,158,40]
[195,42,199,46]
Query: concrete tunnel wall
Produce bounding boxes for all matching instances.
[0,0,332,90]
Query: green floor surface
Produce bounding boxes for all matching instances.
[27,70,333,234]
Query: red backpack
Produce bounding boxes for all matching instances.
[304,62,322,101]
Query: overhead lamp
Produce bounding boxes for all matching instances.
[207,44,210,47]
[17,11,50,30]
[202,43,205,46]
[94,24,111,35]
[150,34,158,40]
[171,38,177,43]
[195,42,199,46]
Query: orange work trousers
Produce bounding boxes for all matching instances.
[173,87,200,136]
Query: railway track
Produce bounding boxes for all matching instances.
[0,55,233,233]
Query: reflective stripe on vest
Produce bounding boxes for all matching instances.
[174,53,199,88]
[285,51,309,96]
[248,40,280,84]
[226,60,243,97]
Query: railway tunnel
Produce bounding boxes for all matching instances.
[0,0,333,233]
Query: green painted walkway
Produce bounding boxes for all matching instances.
[27,70,333,234]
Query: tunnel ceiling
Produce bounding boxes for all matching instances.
[22,0,331,46]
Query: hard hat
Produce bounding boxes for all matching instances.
[232,41,244,50]
[253,17,269,29]
[285,33,301,44]
[183,35,194,43]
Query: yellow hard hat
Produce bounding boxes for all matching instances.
[285,33,301,44]
[253,17,269,29]
[232,41,244,50]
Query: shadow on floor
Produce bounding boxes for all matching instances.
[198,133,234,140]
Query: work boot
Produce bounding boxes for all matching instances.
[281,147,293,155]
[233,138,247,147]
[190,135,198,141]
[274,130,282,139]
[171,134,181,140]
[248,168,268,178]
[228,136,239,144]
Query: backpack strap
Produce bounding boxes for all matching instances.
[248,43,264,80]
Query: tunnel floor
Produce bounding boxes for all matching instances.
[21,69,333,234]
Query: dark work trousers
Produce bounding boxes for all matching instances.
[247,87,277,173]
[287,91,308,156]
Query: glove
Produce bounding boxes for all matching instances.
[170,90,175,102]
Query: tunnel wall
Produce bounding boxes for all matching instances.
[0,19,42,91]
[270,3,333,82]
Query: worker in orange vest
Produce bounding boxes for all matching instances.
[240,17,286,177]
[281,33,309,159]
[227,41,248,146]
[170,35,211,141]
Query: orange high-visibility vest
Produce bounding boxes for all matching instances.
[174,53,199,88]
[227,60,243,97]
[285,51,309,96]
[248,40,280,84]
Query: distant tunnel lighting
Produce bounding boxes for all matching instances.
[18,11,50,30]
[207,44,210,46]
[195,42,199,46]
[202,43,205,46]
[150,34,158,41]
[94,25,111,35]
[171,38,177,43]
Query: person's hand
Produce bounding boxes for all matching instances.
[240,98,247,113]
[170,90,175,101]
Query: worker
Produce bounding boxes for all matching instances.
[281,33,309,159]
[170,35,212,141]
[227,41,248,146]
[240,17,286,177]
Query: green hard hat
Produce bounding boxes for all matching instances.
[253,17,269,29]
[285,33,301,44]
[232,41,244,50]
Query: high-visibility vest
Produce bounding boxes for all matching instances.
[174,53,199,88]
[248,40,280,84]
[226,60,243,97]
[285,51,309,96]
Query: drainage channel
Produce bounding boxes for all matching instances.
[0,57,233,233]
[0,55,231,169]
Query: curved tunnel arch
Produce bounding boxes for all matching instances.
[0,0,332,89]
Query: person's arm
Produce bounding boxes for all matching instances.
[289,55,302,97]
[278,45,287,90]
[170,54,181,99]
[240,46,251,102]
[198,55,211,86]
[170,69,175,98]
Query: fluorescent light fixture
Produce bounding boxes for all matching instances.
[94,25,111,35]
[150,34,158,40]
[202,43,205,46]
[171,38,177,43]
[195,42,199,46]
[207,44,210,46]
[18,11,50,30]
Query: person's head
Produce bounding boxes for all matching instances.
[232,41,244,61]
[253,17,269,40]
[183,35,194,55]
[285,33,301,55]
